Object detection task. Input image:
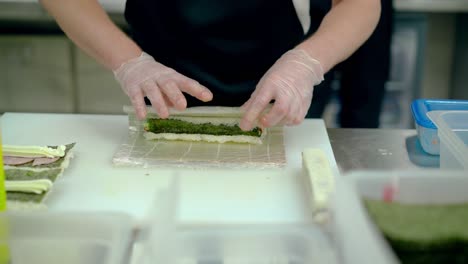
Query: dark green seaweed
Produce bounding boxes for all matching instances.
[144,119,262,137]
[363,198,468,264]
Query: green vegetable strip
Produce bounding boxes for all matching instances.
[144,119,262,137]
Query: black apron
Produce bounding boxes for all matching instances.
[124,0,305,106]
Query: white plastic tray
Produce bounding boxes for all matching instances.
[333,170,468,264]
[134,177,338,264]
[0,211,132,264]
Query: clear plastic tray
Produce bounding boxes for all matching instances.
[135,178,338,264]
[428,110,468,169]
[333,170,468,264]
[0,211,132,264]
[411,99,468,155]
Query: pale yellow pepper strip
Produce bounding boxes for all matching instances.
[0,133,11,264]
[302,148,335,224]
[3,145,65,158]
[5,179,53,194]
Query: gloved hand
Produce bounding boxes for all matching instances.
[114,52,213,119]
[240,49,324,131]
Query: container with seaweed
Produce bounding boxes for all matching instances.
[363,198,468,264]
[333,171,468,264]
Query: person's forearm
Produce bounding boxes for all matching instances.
[40,0,141,70]
[297,0,381,72]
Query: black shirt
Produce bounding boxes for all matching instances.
[125,0,307,106]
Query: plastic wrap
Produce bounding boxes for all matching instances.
[112,106,286,168]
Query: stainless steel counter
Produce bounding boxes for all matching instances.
[327,128,440,173]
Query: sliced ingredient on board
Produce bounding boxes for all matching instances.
[5,179,53,194]
[3,145,66,158]
[363,198,468,264]
[2,156,34,166]
[3,156,60,166]
[31,157,60,166]
[2,143,76,210]
[4,143,75,170]
[302,148,335,224]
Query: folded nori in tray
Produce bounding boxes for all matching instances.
[363,199,468,264]
[145,119,262,137]
[5,143,76,169]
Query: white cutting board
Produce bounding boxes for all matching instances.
[1,113,339,225]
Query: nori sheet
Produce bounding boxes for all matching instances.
[7,191,47,203]
[5,167,63,204]
[5,168,62,182]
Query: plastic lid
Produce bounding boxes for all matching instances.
[411,99,468,129]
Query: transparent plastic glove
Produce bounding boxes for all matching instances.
[240,49,324,131]
[114,52,213,119]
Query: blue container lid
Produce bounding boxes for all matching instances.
[411,99,468,129]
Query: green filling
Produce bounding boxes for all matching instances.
[144,119,262,137]
[6,143,75,169]
[363,199,468,264]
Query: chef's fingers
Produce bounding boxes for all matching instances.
[293,105,308,125]
[142,80,169,119]
[240,88,273,131]
[281,106,307,126]
[286,96,302,125]
[259,97,289,128]
[159,80,187,111]
[127,85,147,120]
[176,75,213,102]
[162,93,175,108]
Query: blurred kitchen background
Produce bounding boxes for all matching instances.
[0,0,467,128]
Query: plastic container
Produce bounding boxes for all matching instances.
[333,170,468,264]
[428,110,468,170]
[0,211,132,264]
[136,179,338,264]
[411,99,468,155]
